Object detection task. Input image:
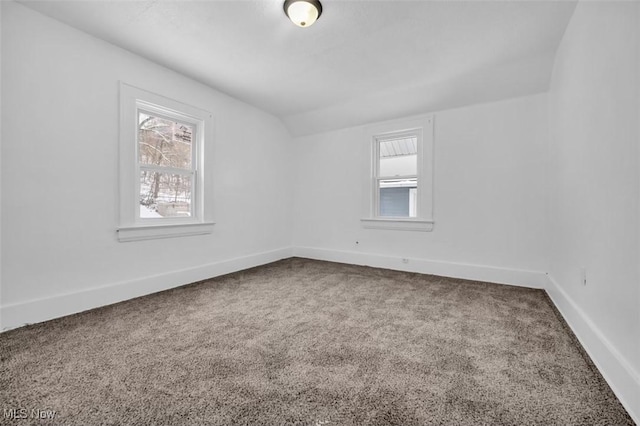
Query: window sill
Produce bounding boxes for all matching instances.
[360,218,434,232]
[117,222,215,242]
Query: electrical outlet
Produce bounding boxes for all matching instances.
[580,267,587,286]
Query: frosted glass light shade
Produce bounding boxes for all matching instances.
[284,0,322,27]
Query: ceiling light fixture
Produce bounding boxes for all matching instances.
[283,0,322,28]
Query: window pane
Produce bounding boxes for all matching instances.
[379,178,417,217]
[140,171,192,218]
[138,112,193,169]
[379,137,417,177]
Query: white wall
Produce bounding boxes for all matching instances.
[0,0,3,331]
[1,1,638,419]
[0,1,293,328]
[546,1,640,421]
[293,94,549,287]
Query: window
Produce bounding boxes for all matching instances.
[377,133,418,218]
[361,115,434,231]
[118,83,214,242]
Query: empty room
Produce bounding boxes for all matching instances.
[1,0,639,424]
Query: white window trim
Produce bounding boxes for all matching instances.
[361,115,434,232]
[118,83,214,242]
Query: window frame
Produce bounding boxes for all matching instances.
[374,130,419,218]
[361,115,434,232]
[118,83,214,242]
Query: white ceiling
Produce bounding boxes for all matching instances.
[18,0,577,136]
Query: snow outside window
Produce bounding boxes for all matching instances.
[118,83,214,242]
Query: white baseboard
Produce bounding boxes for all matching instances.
[545,275,640,424]
[292,246,548,289]
[3,245,636,423]
[0,247,293,332]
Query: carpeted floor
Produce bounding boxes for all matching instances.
[0,258,634,425]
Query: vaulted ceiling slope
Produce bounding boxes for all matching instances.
[19,0,577,136]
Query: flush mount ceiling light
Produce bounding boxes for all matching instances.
[284,0,322,28]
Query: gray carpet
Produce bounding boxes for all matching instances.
[0,258,634,425]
